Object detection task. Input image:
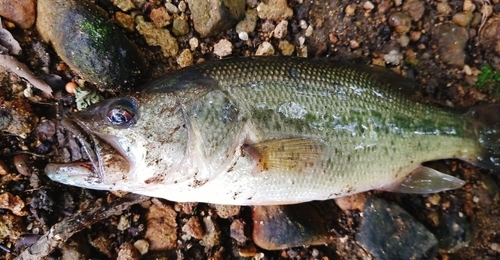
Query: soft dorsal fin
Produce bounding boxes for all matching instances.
[242,138,324,174]
[381,166,465,194]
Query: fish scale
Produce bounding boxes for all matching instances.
[45,57,500,205]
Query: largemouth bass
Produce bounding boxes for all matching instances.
[46,57,500,205]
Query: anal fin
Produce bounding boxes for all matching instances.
[242,138,324,174]
[381,166,465,194]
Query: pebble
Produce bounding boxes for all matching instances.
[144,200,177,250]
[334,193,367,211]
[463,0,475,12]
[480,14,500,57]
[213,204,240,219]
[0,160,8,175]
[398,34,410,47]
[297,45,308,57]
[189,37,199,51]
[402,0,425,21]
[133,239,149,255]
[136,15,179,58]
[230,218,247,243]
[117,214,131,231]
[252,204,335,250]
[201,216,220,248]
[176,49,193,68]
[111,0,135,12]
[213,39,233,57]
[452,12,473,27]
[273,20,288,39]
[117,242,140,260]
[187,0,245,37]
[0,192,28,216]
[0,213,23,241]
[164,2,179,14]
[0,0,35,29]
[410,31,421,41]
[436,1,452,15]
[278,40,295,56]
[389,12,412,34]
[0,99,37,139]
[178,1,186,13]
[384,49,404,65]
[435,213,471,253]
[345,4,356,16]
[255,41,275,56]
[257,0,293,21]
[236,9,258,34]
[182,216,204,239]
[114,12,135,31]
[434,23,468,67]
[305,25,314,37]
[356,197,438,259]
[238,31,249,41]
[149,6,171,28]
[378,0,393,14]
[172,17,189,36]
[363,1,375,10]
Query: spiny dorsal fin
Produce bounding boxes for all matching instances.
[243,138,324,174]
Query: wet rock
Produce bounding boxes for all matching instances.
[434,23,468,67]
[0,24,22,55]
[111,0,135,12]
[345,4,356,16]
[37,0,146,88]
[182,216,204,239]
[0,0,35,29]
[201,215,220,248]
[213,204,240,219]
[0,99,37,139]
[186,0,245,37]
[213,39,233,57]
[13,154,30,176]
[452,12,473,27]
[236,9,258,33]
[384,49,404,65]
[356,197,438,260]
[149,6,171,28]
[230,218,247,243]
[252,204,335,250]
[278,40,295,56]
[0,213,23,241]
[402,0,425,21]
[480,14,500,70]
[176,49,193,68]
[144,199,177,250]
[0,192,27,216]
[172,17,189,36]
[436,1,452,15]
[257,0,293,21]
[115,12,135,31]
[389,12,412,34]
[136,15,178,58]
[165,2,179,14]
[117,242,140,260]
[255,41,275,56]
[435,213,471,253]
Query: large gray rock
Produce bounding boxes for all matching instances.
[186,0,245,37]
[356,197,438,260]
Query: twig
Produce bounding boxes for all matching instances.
[0,54,53,96]
[15,193,149,260]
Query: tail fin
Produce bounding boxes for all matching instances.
[466,104,500,171]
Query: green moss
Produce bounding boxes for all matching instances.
[476,65,500,87]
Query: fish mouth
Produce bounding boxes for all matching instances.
[45,116,131,185]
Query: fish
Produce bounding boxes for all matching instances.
[45,57,500,205]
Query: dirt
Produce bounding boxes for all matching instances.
[1,0,500,259]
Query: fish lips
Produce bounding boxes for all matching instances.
[45,114,132,188]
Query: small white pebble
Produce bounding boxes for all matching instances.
[165,2,179,14]
[398,35,410,47]
[298,36,306,46]
[238,31,249,41]
[345,4,356,16]
[394,0,402,6]
[464,65,472,75]
[213,39,233,57]
[363,1,375,10]
[305,24,313,37]
[384,50,403,65]
[472,196,479,203]
[273,20,288,39]
[491,243,500,252]
[299,20,308,30]
[23,85,33,98]
[458,212,464,217]
[189,37,199,51]
[133,239,150,255]
[255,41,275,56]
[178,1,187,12]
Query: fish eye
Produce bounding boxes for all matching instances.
[107,106,134,126]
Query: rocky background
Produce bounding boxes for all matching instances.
[0,0,500,259]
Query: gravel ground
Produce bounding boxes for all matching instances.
[1,0,500,259]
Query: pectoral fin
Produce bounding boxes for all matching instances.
[243,138,324,174]
[381,166,465,194]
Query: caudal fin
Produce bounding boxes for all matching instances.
[466,104,500,171]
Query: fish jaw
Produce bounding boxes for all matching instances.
[45,162,109,190]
